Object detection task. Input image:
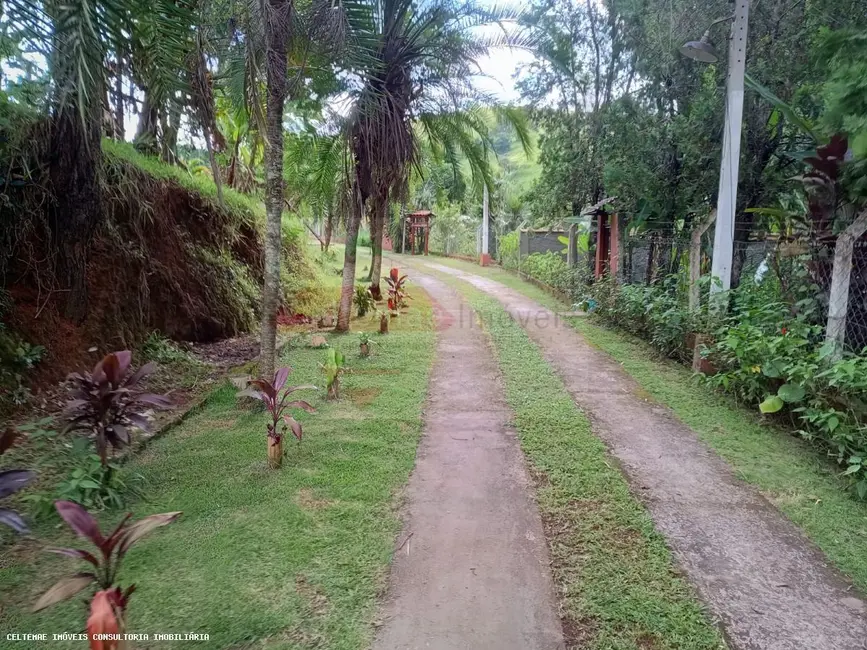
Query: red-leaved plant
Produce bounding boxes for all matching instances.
[33,501,180,647]
[386,271,410,311]
[65,351,171,464]
[0,428,34,534]
[237,368,316,468]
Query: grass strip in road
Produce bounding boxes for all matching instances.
[418,254,867,594]
[0,292,435,650]
[438,276,725,650]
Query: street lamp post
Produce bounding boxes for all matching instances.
[681,0,751,300]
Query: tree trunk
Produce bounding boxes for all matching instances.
[134,90,159,154]
[259,0,291,379]
[336,185,363,332]
[323,207,334,252]
[204,126,225,207]
[113,53,124,140]
[49,103,102,323]
[161,102,181,164]
[369,192,386,300]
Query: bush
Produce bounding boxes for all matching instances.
[498,231,520,270]
[0,323,43,407]
[585,274,699,361]
[588,272,867,498]
[521,252,588,301]
[702,288,867,498]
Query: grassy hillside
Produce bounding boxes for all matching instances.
[1,134,318,390]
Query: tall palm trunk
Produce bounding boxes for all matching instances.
[48,12,103,324]
[259,0,291,379]
[134,90,159,153]
[50,102,102,323]
[368,191,387,300]
[336,184,364,332]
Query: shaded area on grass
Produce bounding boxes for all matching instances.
[0,289,436,649]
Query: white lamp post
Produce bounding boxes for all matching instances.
[681,0,751,299]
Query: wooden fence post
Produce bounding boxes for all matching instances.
[689,211,716,313]
[825,209,867,360]
[567,223,577,268]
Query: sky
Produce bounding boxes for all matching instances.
[472,48,536,104]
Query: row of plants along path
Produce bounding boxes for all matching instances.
[1,267,414,646]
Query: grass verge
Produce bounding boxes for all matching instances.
[418,254,867,594]
[0,291,435,650]
[435,274,725,650]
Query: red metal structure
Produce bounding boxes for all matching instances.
[406,210,434,255]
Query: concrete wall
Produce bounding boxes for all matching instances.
[519,230,566,259]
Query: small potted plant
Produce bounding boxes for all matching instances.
[386,272,410,314]
[377,309,389,334]
[321,349,346,400]
[359,332,372,357]
[354,285,375,317]
[237,368,316,469]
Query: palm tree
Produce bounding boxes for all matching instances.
[334,0,532,331]
[6,0,194,321]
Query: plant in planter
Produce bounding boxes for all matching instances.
[65,351,171,464]
[354,285,376,317]
[321,349,346,400]
[0,428,34,534]
[33,501,181,648]
[377,310,389,334]
[386,272,410,311]
[237,368,316,469]
[359,332,373,357]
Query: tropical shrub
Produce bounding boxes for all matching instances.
[359,332,373,357]
[498,231,520,270]
[54,438,140,511]
[33,501,180,640]
[702,294,867,497]
[237,368,315,469]
[64,351,171,464]
[321,349,346,400]
[386,270,410,311]
[0,323,44,407]
[354,285,375,317]
[0,428,34,534]
[521,252,588,300]
[586,274,699,361]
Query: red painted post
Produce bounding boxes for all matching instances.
[594,213,606,279]
[609,213,620,277]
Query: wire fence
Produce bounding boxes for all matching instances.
[621,232,867,353]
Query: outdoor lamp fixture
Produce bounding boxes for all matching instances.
[679,1,751,303]
[679,27,721,63]
[680,13,737,64]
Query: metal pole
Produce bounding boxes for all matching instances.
[710,0,749,301]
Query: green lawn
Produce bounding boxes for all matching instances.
[0,290,435,649]
[429,275,724,649]
[417,254,867,593]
